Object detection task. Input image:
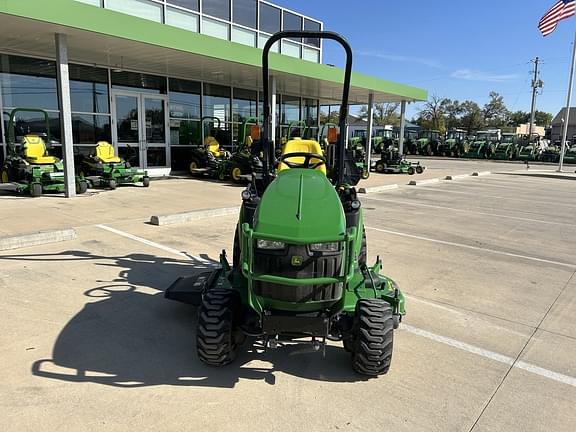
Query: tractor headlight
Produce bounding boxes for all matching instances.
[256,239,285,250]
[310,242,340,252]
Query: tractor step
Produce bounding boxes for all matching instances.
[262,314,329,337]
[164,270,220,306]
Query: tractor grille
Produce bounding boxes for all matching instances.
[253,244,343,303]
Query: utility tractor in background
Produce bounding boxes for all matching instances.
[463,130,499,159]
[491,133,518,160]
[415,130,442,156]
[438,129,468,157]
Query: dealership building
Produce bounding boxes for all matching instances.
[0,0,426,182]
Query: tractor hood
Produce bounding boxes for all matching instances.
[254,169,346,243]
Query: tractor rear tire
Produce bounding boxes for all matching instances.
[30,183,42,197]
[142,176,150,188]
[351,299,394,376]
[197,289,244,366]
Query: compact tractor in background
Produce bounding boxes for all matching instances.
[1,108,88,197]
[540,140,562,163]
[371,127,396,154]
[463,130,499,159]
[517,134,543,161]
[415,130,442,156]
[438,129,468,157]
[166,30,405,376]
[75,141,150,189]
[491,133,519,160]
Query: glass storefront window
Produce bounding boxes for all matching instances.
[259,3,280,34]
[0,55,58,111]
[258,34,280,52]
[302,98,318,126]
[107,0,163,22]
[166,7,200,32]
[203,83,231,123]
[170,119,201,145]
[231,26,256,46]
[169,78,201,119]
[168,0,199,11]
[202,0,230,20]
[3,110,61,145]
[281,95,300,125]
[302,47,320,63]
[111,71,167,94]
[232,88,257,123]
[69,64,109,114]
[233,0,256,28]
[282,41,301,58]
[72,114,112,144]
[202,17,230,39]
[304,19,321,47]
[283,11,302,42]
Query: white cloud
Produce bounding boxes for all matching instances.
[451,69,519,83]
[357,51,443,69]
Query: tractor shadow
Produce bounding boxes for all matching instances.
[3,249,366,388]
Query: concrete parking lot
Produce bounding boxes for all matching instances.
[1,160,575,431]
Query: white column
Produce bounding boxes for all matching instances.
[365,94,374,168]
[399,101,407,155]
[55,34,76,198]
[270,76,277,144]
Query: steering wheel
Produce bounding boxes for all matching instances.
[279,152,326,170]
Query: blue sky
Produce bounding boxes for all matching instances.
[274,0,576,119]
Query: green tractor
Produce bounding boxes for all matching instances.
[189,116,231,179]
[348,134,370,180]
[491,133,518,160]
[75,141,150,189]
[415,130,442,156]
[563,143,576,164]
[540,141,562,163]
[165,30,405,376]
[463,130,498,159]
[372,128,395,154]
[517,134,542,161]
[437,129,468,157]
[1,108,88,197]
[348,129,367,148]
[404,130,419,155]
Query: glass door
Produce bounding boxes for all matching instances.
[112,91,169,174]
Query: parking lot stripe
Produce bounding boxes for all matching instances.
[401,324,576,388]
[96,224,214,264]
[363,197,576,227]
[366,226,576,268]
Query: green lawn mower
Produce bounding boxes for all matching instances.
[1,108,87,197]
[415,130,442,156]
[75,141,150,189]
[189,116,231,179]
[373,147,424,175]
[438,129,468,157]
[166,30,405,376]
[228,117,264,182]
[491,133,518,160]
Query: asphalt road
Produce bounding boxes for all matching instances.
[1,170,575,431]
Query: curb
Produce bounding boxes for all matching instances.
[150,206,239,226]
[472,171,492,177]
[358,184,399,194]
[408,178,441,186]
[0,229,77,251]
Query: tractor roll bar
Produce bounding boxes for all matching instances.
[262,31,353,187]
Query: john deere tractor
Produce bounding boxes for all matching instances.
[563,143,576,164]
[491,133,518,160]
[166,31,405,376]
[415,130,442,156]
[75,141,150,189]
[463,131,498,159]
[438,129,468,157]
[1,108,88,197]
[517,134,542,161]
[189,116,231,179]
[540,141,562,163]
[372,128,395,154]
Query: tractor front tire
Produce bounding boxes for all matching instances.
[407,166,416,175]
[351,299,394,376]
[361,169,370,180]
[231,165,243,183]
[197,289,244,367]
[416,165,424,174]
[30,183,43,197]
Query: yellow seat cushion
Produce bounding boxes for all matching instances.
[204,136,227,158]
[23,135,57,164]
[279,139,326,174]
[95,141,122,163]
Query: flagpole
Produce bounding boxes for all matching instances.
[559,29,576,172]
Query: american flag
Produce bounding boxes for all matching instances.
[539,0,576,36]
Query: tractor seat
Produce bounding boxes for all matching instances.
[95,141,122,163]
[278,139,326,174]
[204,136,227,158]
[23,135,57,164]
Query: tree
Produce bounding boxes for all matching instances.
[508,111,531,127]
[319,108,340,124]
[358,102,400,126]
[534,111,553,126]
[483,91,509,127]
[418,95,445,132]
[441,99,463,130]
[460,101,484,134]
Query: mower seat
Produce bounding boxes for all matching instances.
[244,136,253,148]
[23,135,57,164]
[204,136,227,158]
[279,139,326,175]
[95,141,122,163]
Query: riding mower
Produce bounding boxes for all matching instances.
[491,133,518,160]
[438,129,468,157]
[463,131,497,159]
[415,130,442,156]
[227,117,264,182]
[189,116,231,179]
[75,141,150,189]
[1,108,88,197]
[165,30,405,376]
[318,122,338,152]
[373,147,424,175]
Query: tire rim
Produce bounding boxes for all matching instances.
[1,170,8,183]
[190,161,198,171]
[232,167,242,181]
